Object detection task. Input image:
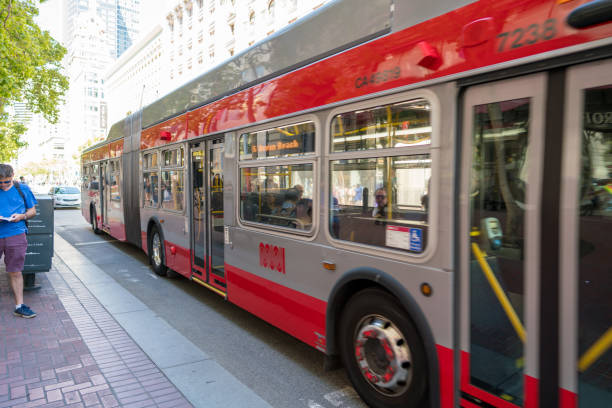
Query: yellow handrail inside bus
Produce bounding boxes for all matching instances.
[471,242,526,343]
[578,326,612,372]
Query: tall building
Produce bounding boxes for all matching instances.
[105,25,163,125]
[60,0,142,156]
[105,0,330,125]
[65,11,114,148]
[16,0,143,183]
[8,102,34,126]
[64,0,141,59]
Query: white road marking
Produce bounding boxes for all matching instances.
[324,387,358,407]
[73,240,117,246]
[304,387,359,408]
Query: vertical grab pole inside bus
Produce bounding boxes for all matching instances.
[471,241,526,343]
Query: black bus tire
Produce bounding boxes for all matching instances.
[339,288,428,408]
[149,226,169,277]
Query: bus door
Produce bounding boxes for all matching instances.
[190,143,207,278]
[459,73,546,407]
[207,138,226,293]
[100,160,110,228]
[189,138,226,296]
[560,59,611,408]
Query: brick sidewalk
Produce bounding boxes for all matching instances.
[0,259,192,408]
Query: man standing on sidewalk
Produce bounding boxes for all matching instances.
[0,164,37,318]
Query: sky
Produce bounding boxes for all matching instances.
[36,0,62,41]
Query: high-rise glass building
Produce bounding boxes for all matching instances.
[64,0,141,59]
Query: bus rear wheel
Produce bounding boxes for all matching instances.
[149,227,168,277]
[339,288,428,408]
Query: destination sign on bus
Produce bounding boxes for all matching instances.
[240,121,315,160]
[251,139,300,154]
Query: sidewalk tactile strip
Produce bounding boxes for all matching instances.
[1,259,193,408]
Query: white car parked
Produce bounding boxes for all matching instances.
[49,186,81,208]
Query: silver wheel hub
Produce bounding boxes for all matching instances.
[152,233,162,266]
[354,315,412,396]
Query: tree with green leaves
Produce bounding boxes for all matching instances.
[0,0,68,161]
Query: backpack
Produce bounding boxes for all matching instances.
[13,181,29,229]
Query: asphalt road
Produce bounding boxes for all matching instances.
[53,208,367,408]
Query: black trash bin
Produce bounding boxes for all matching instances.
[22,194,54,290]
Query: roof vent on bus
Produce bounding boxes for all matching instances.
[160,131,172,141]
[416,41,442,70]
[567,0,612,29]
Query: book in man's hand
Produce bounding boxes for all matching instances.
[0,215,13,221]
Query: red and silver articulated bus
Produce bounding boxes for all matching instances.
[81,1,612,407]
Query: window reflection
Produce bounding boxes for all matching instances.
[578,85,612,408]
[143,172,159,207]
[329,155,430,252]
[469,98,530,405]
[331,99,431,152]
[240,164,313,230]
[161,170,184,211]
[110,160,121,201]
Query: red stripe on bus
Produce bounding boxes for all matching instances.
[559,388,577,408]
[226,263,326,350]
[460,351,521,408]
[141,230,148,254]
[105,220,126,242]
[525,375,539,408]
[436,345,454,408]
[164,241,191,278]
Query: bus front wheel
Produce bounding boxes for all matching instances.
[339,288,428,408]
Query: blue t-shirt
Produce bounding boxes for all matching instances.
[0,182,37,238]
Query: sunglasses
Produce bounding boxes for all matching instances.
[375,195,386,199]
[0,180,12,185]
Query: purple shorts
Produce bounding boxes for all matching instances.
[0,233,28,272]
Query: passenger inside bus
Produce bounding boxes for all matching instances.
[280,188,299,217]
[144,178,152,204]
[262,192,282,216]
[372,188,389,218]
[162,183,172,202]
[89,176,99,190]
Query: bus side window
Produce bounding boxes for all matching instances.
[239,164,314,231]
[328,99,432,253]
